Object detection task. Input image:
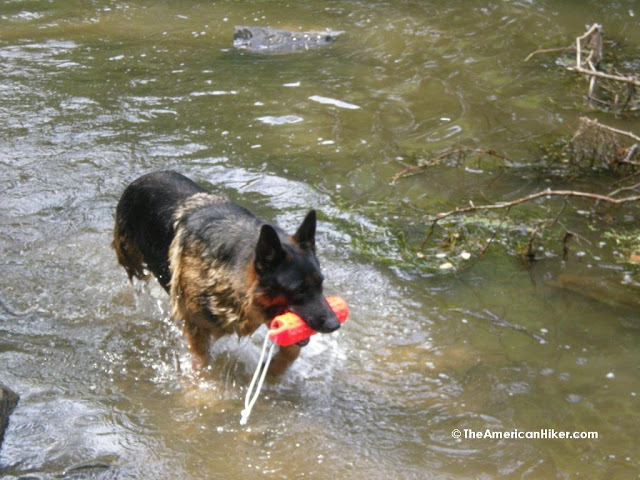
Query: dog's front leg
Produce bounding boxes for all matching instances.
[268,344,301,376]
[183,320,211,370]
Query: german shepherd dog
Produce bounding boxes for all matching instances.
[112,171,340,375]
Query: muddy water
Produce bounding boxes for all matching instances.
[1,1,639,479]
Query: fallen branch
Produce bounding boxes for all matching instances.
[525,23,639,112]
[523,200,569,260]
[391,148,511,184]
[620,144,640,166]
[426,189,640,224]
[612,168,640,186]
[607,180,640,198]
[562,117,640,171]
[566,66,640,87]
[421,189,640,249]
[575,23,602,69]
[524,46,574,62]
[451,207,511,271]
[579,117,640,143]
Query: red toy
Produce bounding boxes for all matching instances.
[269,295,349,346]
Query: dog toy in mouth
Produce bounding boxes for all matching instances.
[268,295,349,346]
[241,295,349,425]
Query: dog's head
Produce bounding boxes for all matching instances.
[254,210,340,334]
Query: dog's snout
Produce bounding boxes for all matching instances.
[319,316,340,333]
[293,298,341,334]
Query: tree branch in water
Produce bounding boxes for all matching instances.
[421,188,640,248]
[390,147,511,185]
[525,23,639,111]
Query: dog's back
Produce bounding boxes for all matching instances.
[112,171,210,289]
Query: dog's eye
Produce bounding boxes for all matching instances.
[292,285,306,296]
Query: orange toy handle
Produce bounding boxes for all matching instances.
[269,313,316,346]
[269,295,349,346]
[326,295,349,323]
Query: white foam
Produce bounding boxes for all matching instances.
[256,115,303,125]
[308,95,360,110]
[190,90,238,97]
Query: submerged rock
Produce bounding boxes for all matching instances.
[0,384,19,451]
[233,26,344,53]
[547,272,640,310]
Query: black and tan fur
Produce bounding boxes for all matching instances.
[112,170,339,375]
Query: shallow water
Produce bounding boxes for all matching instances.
[1,1,639,479]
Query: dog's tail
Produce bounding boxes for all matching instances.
[112,217,149,283]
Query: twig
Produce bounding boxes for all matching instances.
[559,225,593,261]
[562,231,573,261]
[607,180,640,198]
[585,94,612,107]
[424,189,640,225]
[524,199,569,259]
[421,188,640,249]
[526,23,638,112]
[420,221,438,249]
[525,222,545,259]
[576,23,602,69]
[455,207,510,273]
[619,83,637,112]
[524,46,574,62]
[564,117,640,171]
[391,148,511,184]
[567,66,640,88]
[612,168,640,186]
[619,144,640,166]
[452,308,547,343]
[578,117,640,143]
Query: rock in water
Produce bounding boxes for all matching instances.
[233,26,344,53]
[547,272,640,310]
[0,384,19,451]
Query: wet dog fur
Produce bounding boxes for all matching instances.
[112,170,339,375]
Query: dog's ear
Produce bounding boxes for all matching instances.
[255,224,286,272]
[293,210,316,251]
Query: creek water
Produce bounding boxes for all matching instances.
[1,1,639,479]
